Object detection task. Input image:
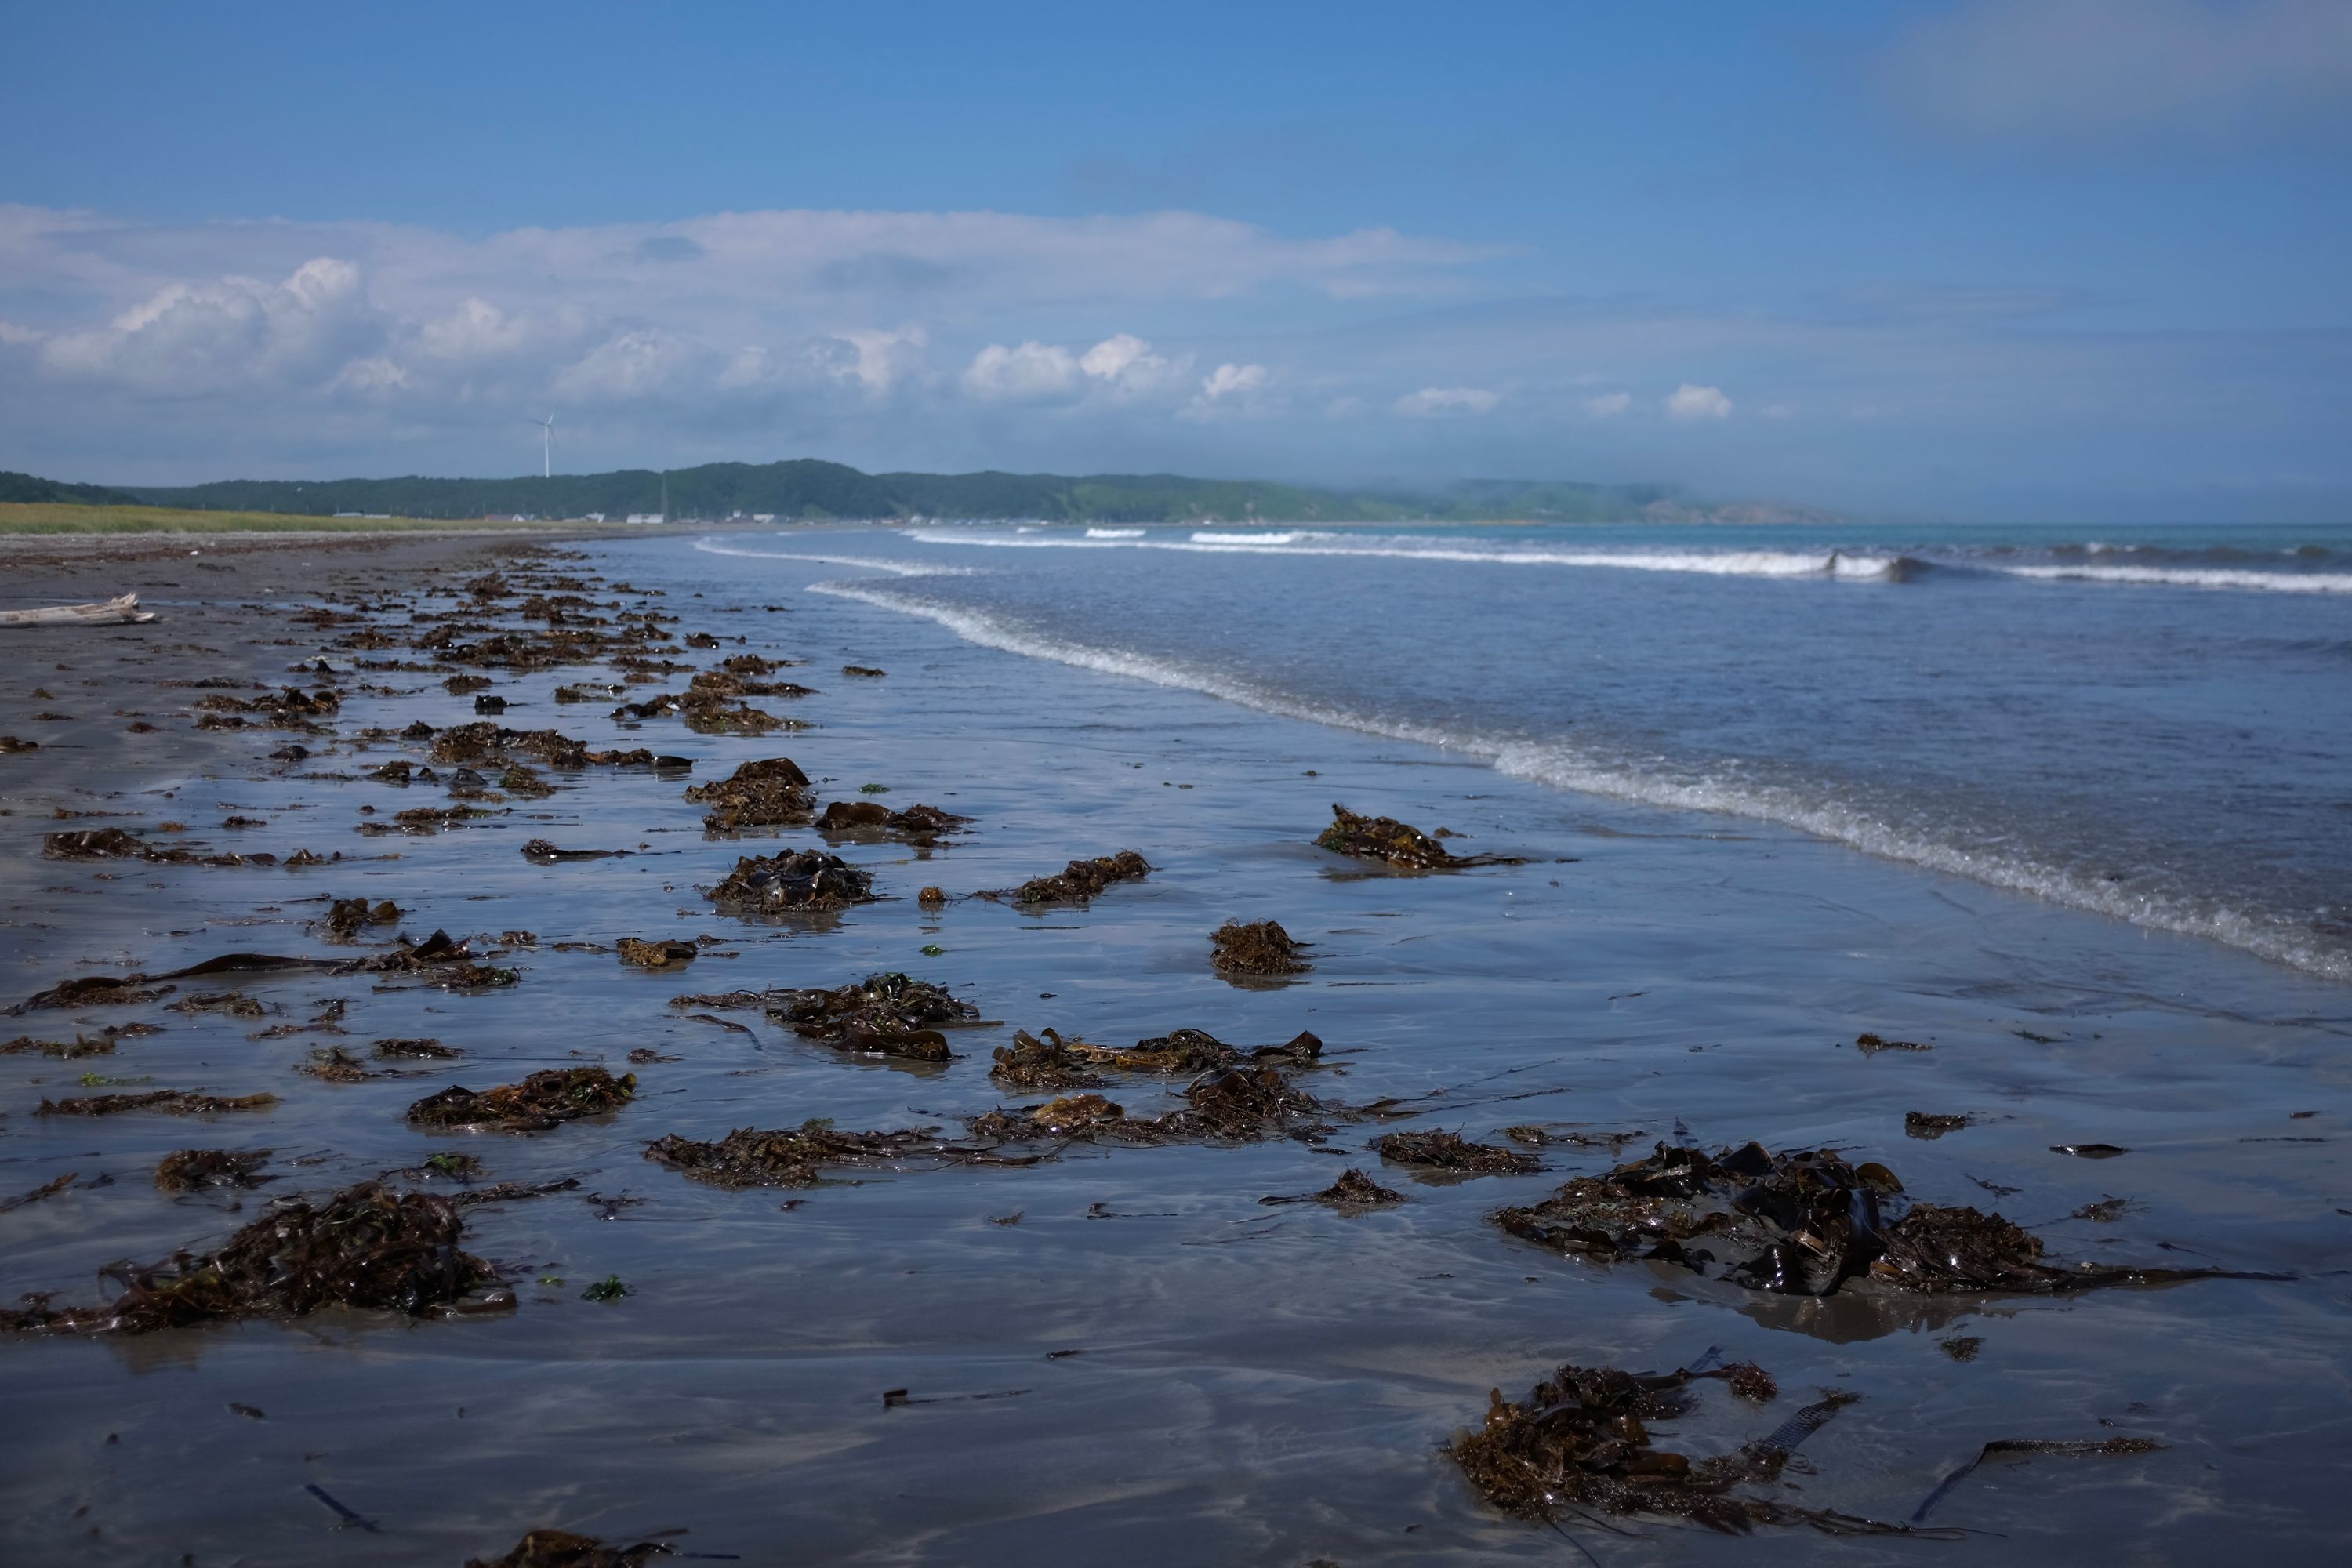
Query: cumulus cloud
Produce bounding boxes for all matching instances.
[962,340,1083,402]
[1581,390,1632,418]
[1178,361,1272,422]
[553,328,688,402]
[1664,383,1733,421]
[1077,332,1187,395]
[1879,0,2352,146]
[1394,385,1501,418]
[822,325,928,394]
[39,256,378,394]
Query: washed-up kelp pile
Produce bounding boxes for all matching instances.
[1493,1139,2269,1298]
[1315,802,1526,869]
[989,1025,1324,1089]
[815,799,971,840]
[463,1528,671,1568]
[766,972,980,1060]
[708,849,875,913]
[0,1181,502,1334]
[406,1068,636,1133]
[989,850,1151,905]
[682,756,815,831]
[1447,1360,1945,1536]
[967,1062,1336,1147]
[1210,919,1311,975]
[644,1120,964,1188]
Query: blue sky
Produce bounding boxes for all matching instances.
[2,0,2347,519]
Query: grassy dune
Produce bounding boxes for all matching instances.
[0,503,581,536]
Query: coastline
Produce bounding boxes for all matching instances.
[2,530,2347,1563]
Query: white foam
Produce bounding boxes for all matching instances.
[817,579,2350,982]
[901,528,1904,580]
[1084,527,1145,539]
[691,538,954,577]
[1991,563,2352,594]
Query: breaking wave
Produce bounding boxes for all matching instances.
[811,579,2350,982]
[691,539,956,577]
[1985,563,2352,593]
[1084,527,1145,539]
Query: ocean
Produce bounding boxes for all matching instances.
[697,519,2352,982]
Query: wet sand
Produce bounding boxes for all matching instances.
[2,530,2349,1565]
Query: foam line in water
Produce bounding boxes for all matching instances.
[815,579,2350,982]
[1988,563,2352,593]
[902,528,1907,580]
[691,538,956,576]
[1084,527,1145,539]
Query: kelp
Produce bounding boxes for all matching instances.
[968,1063,1333,1146]
[1316,803,1526,869]
[324,895,402,941]
[1061,1026,1323,1076]
[645,1120,953,1188]
[521,839,627,862]
[1262,1167,1405,1210]
[616,937,698,969]
[766,973,978,1047]
[708,849,875,913]
[815,800,971,840]
[464,1529,670,1568]
[40,1090,278,1117]
[1447,1362,1931,1536]
[682,756,815,831]
[989,1029,1109,1090]
[405,1068,636,1132]
[1494,1139,2279,1298]
[154,1148,273,1190]
[1209,919,1310,975]
[1904,1112,1972,1139]
[1,1181,502,1335]
[1911,1436,2165,1523]
[1372,1131,1541,1174]
[989,850,1151,905]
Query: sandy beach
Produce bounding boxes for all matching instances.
[2,529,2347,1565]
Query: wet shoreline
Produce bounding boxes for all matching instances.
[3,531,2349,1564]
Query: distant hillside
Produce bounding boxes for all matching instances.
[0,470,143,506]
[120,459,1735,524]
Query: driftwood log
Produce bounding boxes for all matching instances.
[0,593,156,627]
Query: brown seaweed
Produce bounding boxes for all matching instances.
[1494,1139,2278,1299]
[989,850,1151,905]
[645,1120,953,1188]
[708,848,875,912]
[815,799,972,840]
[1904,1112,1973,1139]
[405,1068,636,1132]
[1209,918,1311,975]
[1316,803,1526,869]
[39,1090,278,1117]
[615,937,698,969]
[1,1181,502,1335]
[681,756,815,831]
[1372,1131,1541,1174]
[766,973,980,1047]
[463,1528,669,1567]
[1261,1167,1405,1209]
[154,1148,274,1191]
[989,1029,1109,1090]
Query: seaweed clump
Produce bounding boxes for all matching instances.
[154,1148,273,1191]
[1447,1362,1895,1534]
[989,1029,1108,1090]
[1494,1140,2264,1299]
[40,1090,278,1117]
[682,756,815,831]
[644,1120,949,1188]
[968,1063,1331,1147]
[1209,919,1310,975]
[992,850,1150,905]
[405,1068,636,1133]
[815,800,971,841]
[463,1528,670,1568]
[766,973,978,1060]
[1,1181,501,1335]
[1316,803,1526,869]
[1372,1131,1541,1175]
[708,849,874,913]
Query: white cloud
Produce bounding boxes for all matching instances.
[1077,332,1186,395]
[39,255,377,394]
[552,328,687,402]
[1581,390,1632,418]
[1200,362,1269,401]
[1179,361,1272,422]
[1395,385,1501,418]
[823,325,928,394]
[962,340,1082,402]
[1879,0,2352,146]
[1664,383,1733,421]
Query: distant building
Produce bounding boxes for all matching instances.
[753,514,776,524]
[625,513,666,526]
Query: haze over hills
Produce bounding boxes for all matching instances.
[51,459,1808,524]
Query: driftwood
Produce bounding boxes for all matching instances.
[0,593,156,627]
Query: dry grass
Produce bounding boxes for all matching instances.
[0,503,587,536]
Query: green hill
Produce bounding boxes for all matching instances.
[0,470,143,506]
[115,459,1695,524]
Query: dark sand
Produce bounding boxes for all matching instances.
[2,529,2347,1565]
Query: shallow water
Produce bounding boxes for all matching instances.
[803,518,2352,982]
[2,532,2350,1564]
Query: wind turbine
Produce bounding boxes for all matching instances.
[534,415,555,479]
